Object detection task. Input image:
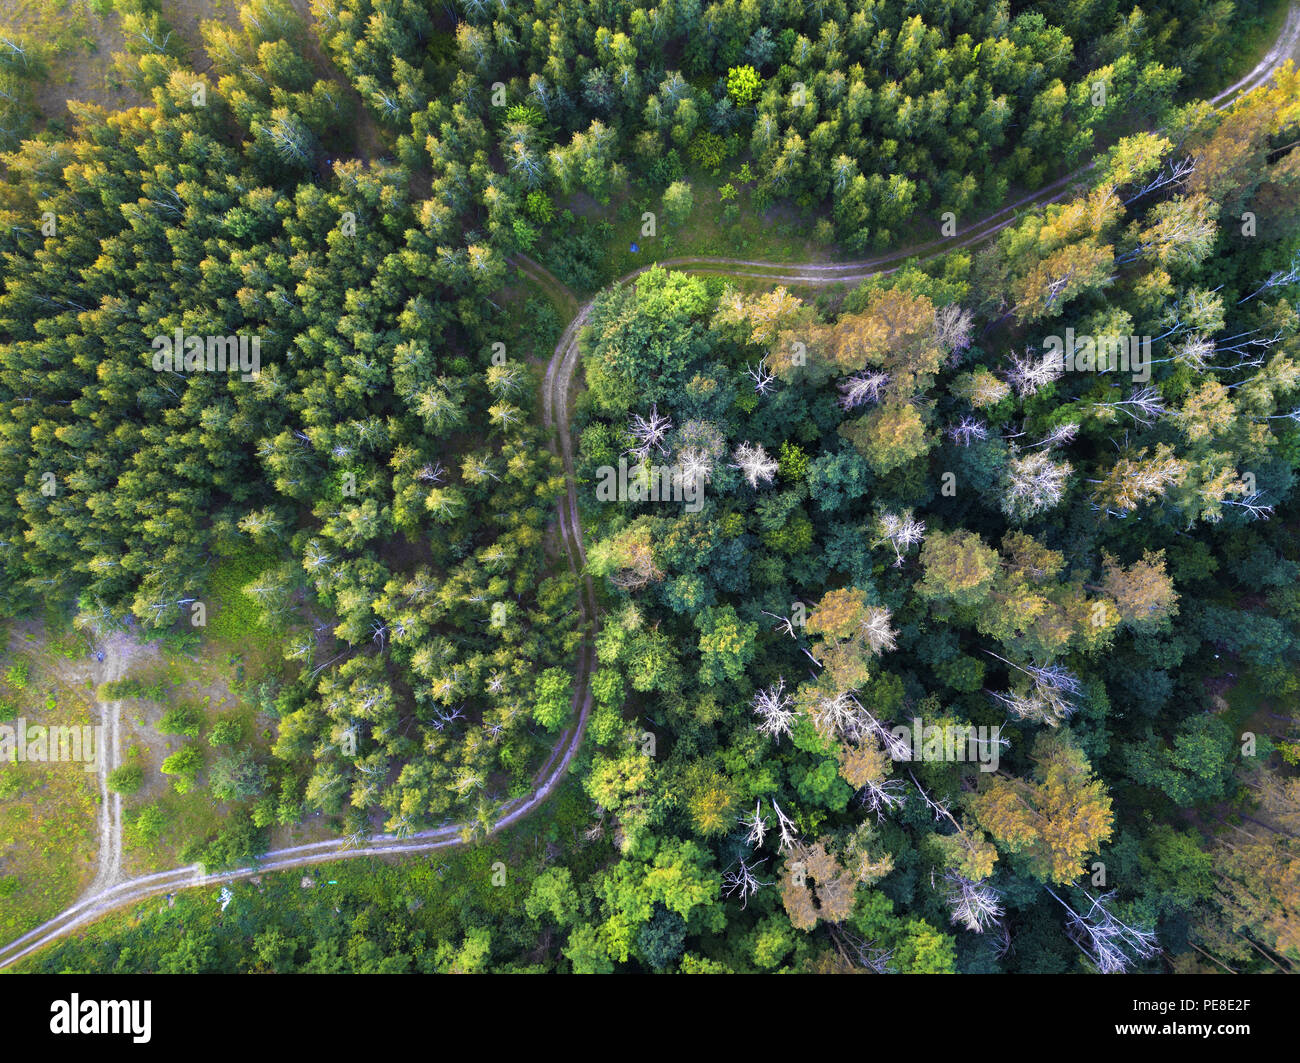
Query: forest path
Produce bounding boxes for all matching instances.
[81,633,131,901]
[2,6,1297,970]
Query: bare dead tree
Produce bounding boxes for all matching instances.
[838,371,891,410]
[935,303,975,358]
[1030,421,1079,449]
[1121,154,1196,206]
[1005,349,1064,397]
[740,801,768,848]
[986,652,1082,724]
[1238,250,1300,303]
[861,604,897,654]
[675,446,715,490]
[752,678,797,740]
[873,510,926,566]
[761,609,799,638]
[721,858,772,908]
[772,799,801,853]
[948,416,988,447]
[627,403,673,460]
[858,775,908,820]
[1046,887,1160,974]
[828,925,896,973]
[1220,492,1274,520]
[747,358,777,395]
[1003,449,1071,519]
[1091,385,1167,426]
[730,441,780,488]
[938,870,1006,933]
[809,689,853,736]
[909,770,954,822]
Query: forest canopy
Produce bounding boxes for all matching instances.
[1,0,1298,977]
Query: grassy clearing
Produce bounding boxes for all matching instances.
[606,169,837,271]
[539,165,838,296]
[2,0,137,127]
[113,635,279,873]
[0,629,99,945]
[1,0,246,134]
[205,546,279,643]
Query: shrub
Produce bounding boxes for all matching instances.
[108,764,144,795]
[160,745,203,793]
[126,803,171,847]
[158,703,202,738]
[726,65,762,106]
[209,750,267,802]
[687,131,728,172]
[209,719,243,747]
[662,180,694,227]
[524,190,555,224]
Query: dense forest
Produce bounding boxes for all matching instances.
[1,0,1298,975]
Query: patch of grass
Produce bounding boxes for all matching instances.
[0,659,98,945]
[206,546,279,642]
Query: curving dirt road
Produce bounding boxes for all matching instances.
[2,12,1296,970]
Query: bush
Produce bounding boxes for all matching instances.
[209,750,267,802]
[662,180,694,227]
[126,803,171,847]
[160,745,203,793]
[541,218,610,292]
[208,719,243,747]
[107,764,144,795]
[158,703,202,738]
[101,677,166,700]
[182,812,267,873]
[4,661,30,689]
[524,190,555,224]
[520,296,561,358]
[726,65,762,106]
[687,131,728,172]
[645,148,684,188]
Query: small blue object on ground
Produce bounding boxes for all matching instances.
[630,242,639,253]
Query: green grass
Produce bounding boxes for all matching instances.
[205,546,279,642]
[552,168,839,293]
[0,645,98,945]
